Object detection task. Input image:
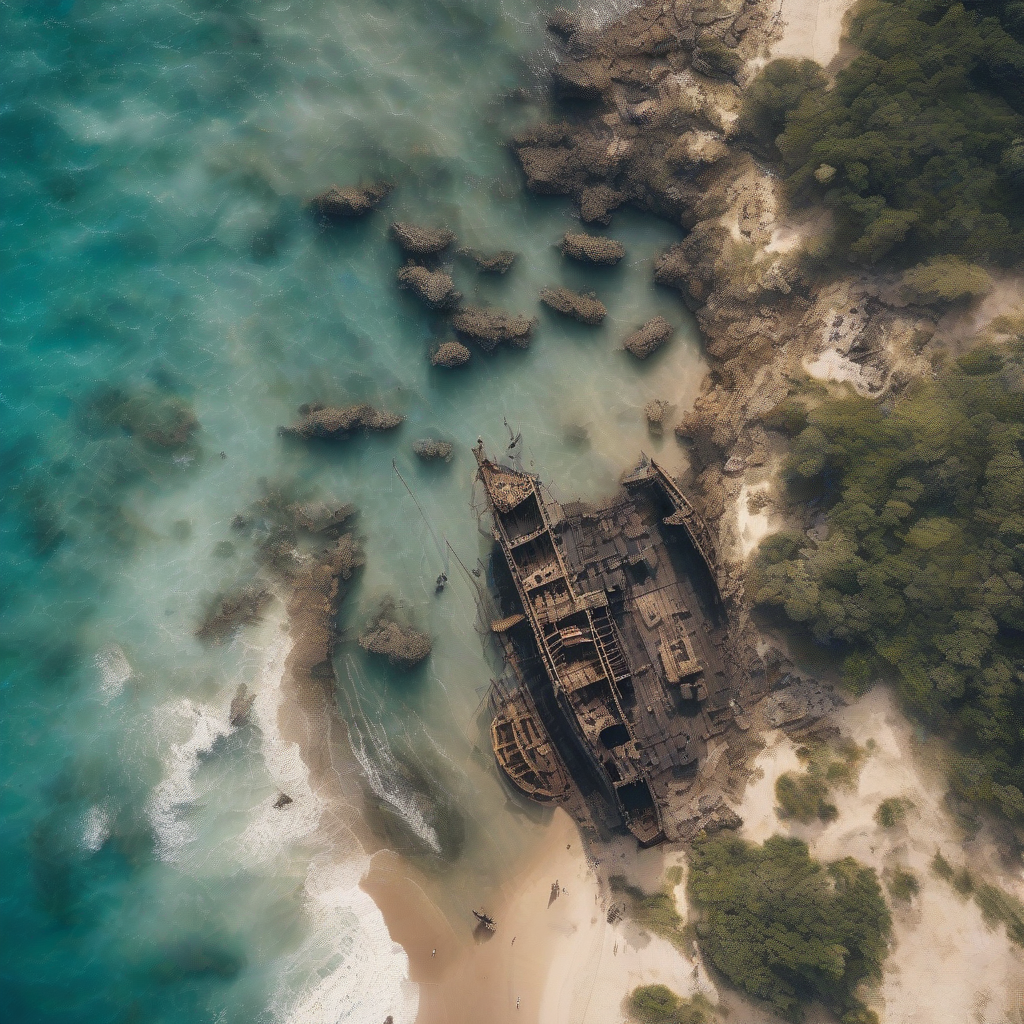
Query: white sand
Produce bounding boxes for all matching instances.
[734,689,1024,1023]
[769,0,858,67]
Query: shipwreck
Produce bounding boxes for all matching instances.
[475,441,742,845]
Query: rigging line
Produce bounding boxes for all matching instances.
[392,459,446,567]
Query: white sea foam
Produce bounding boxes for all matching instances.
[82,804,111,852]
[275,856,418,1024]
[95,643,132,699]
[232,629,328,866]
[147,696,232,862]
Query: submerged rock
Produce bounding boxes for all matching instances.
[308,182,392,220]
[229,683,257,727]
[546,8,580,39]
[413,439,454,462]
[196,587,272,644]
[540,287,606,325]
[644,399,669,434]
[623,316,674,359]
[280,402,404,440]
[358,603,432,668]
[390,221,455,256]
[287,500,356,534]
[451,306,536,351]
[430,340,472,367]
[397,263,461,310]
[83,386,200,451]
[468,249,516,274]
[561,232,625,265]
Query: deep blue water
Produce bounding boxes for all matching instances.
[0,0,704,1020]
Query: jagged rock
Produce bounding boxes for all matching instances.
[430,340,472,367]
[307,182,392,220]
[280,403,404,440]
[580,185,625,225]
[561,232,625,265]
[546,8,580,39]
[451,306,536,351]
[665,131,730,170]
[358,604,432,668]
[412,439,454,462]
[540,287,606,325]
[390,221,455,256]
[623,316,673,358]
[552,60,612,101]
[196,587,272,643]
[273,793,293,809]
[229,683,256,726]
[470,249,516,274]
[397,264,461,309]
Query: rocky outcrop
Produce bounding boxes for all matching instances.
[540,287,606,325]
[451,306,536,351]
[273,793,293,809]
[546,8,580,40]
[390,222,455,256]
[358,602,432,668]
[196,587,272,644]
[412,439,454,462]
[396,264,461,309]
[430,340,471,367]
[623,316,673,358]
[280,402,404,440]
[561,232,625,265]
[308,182,392,220]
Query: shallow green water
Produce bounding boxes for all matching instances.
[0,0,704,1019]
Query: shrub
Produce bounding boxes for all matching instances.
[611,873,687,948]
[886,867,920,902]
[627,986,716,1024]
[901,257,992,305]
[874,798,906,828]
[688,834,890,1022]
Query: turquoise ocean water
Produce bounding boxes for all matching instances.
[0,0,704,1020]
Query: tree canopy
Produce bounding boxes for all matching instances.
[688,834,890,1022]
[740,0,1024,264]
[751,339,1024,820]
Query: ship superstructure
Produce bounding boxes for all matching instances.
[476,444,738,845]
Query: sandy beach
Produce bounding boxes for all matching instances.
[363,808,713,1024]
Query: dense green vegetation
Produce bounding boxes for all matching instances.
[688,834,890,1023]
[751,340,1024,824]
[739,0,1024,264]
[627,986,716,1024]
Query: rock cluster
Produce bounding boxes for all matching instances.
[412,439,454,462]
[358,604,432,668]
[229,682,257,726]
[644,399,669,433]
[308,182,392,220]
[451,306,536,351]
[430,340,471,367]
[280,402,404,440]
[561,232,625,265]
[623,316,673,358]
[390,221,456,256]
[540,287,606,325]
[396,264,461,309]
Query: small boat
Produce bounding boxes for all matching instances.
[472,909,496,932]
